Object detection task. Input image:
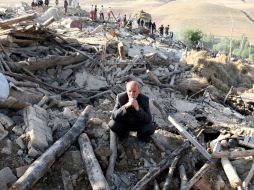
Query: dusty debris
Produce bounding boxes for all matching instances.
[0,4,254,190]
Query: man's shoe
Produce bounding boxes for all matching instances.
[137,136,151,143]
[118,133,129,143]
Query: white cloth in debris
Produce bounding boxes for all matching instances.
[0,73,9,100]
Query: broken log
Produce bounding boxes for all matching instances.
[3,71,67,92]
[13,81,39,88]
[184,162,211,190]
[0,13,37,28]
[162,155,180,190]
[78,133,111,190]
[221,157,242,189]
[106,130,117,183]
[212,149,254,159]
[224,86,233,103]
[9,54,87,71]
[242,159,254,189]
[168,115,211,160]
[10,106,92,190]
[179,164,188,190]
[132,141,189,190]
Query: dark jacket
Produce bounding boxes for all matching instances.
[111,92,152,124]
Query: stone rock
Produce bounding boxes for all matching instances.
[16,165,29,177]
[59,151,84,175]
[70,20,82,30]
[28,146,42,157]
[0,113,14,129]
[15,136,25,149]
[172,99,197,112]
[63,107,77,120]
[0,167,17,190]
[24,106,52,155]
[12,125,24,135]
[1,139,12,155]
[173,112,199,129]
[75,70,107,90]
[59,69,73,81]
[28,129,49,151]
[0,123,8,140]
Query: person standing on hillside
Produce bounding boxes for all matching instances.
[140,19,144,27]
[123,14,127,26]
[137,18,141,26]
[64,0,68,14]
[108,81,156,142]
[44,0,49,6]
[151,22,156,34]
[90,5,94,21]
[165,25,170,36]
[94,5,98,21]
[159,24,164,36]
[99,5,104,21]
[107,7,112,22]
[148,20,152,33]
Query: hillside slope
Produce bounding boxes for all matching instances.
[150,0,254,42]
[1,0,254,42]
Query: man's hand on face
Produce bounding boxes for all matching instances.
[128,98,139,111]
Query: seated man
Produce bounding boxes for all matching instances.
[108,81,156,142]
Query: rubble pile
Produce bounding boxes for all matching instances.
[0,3,254,190]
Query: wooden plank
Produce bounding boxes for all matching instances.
[212,149,254,159]
[168,115,211,160]
[78,133,110,190]
[184,163,211,190]
[0,13,37,28]
[221,158,242,188]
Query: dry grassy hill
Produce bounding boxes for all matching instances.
[1,0,254,42]
[150,0,254,43]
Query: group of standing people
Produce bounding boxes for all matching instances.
[136,18,172,38]
[90,5,112,22]
[31,0,49,7]
[159,24,173,38]
[137,18,156,34]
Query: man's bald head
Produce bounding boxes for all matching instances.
[126,81,140,99]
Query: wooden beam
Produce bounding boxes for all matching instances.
[242,159,254,189]
[184,162,211,190]
[179,164,188,190]
[168,115,211,160]
[106,130,117,183]
[212,149,254,159]
[10,54,87,71]
[162,155,180,190]
[132,141,189,190]
[0,13,37,28]
[221,158,242,189]
[78,133,111,190]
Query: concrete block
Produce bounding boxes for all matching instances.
[28,129,48,151]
